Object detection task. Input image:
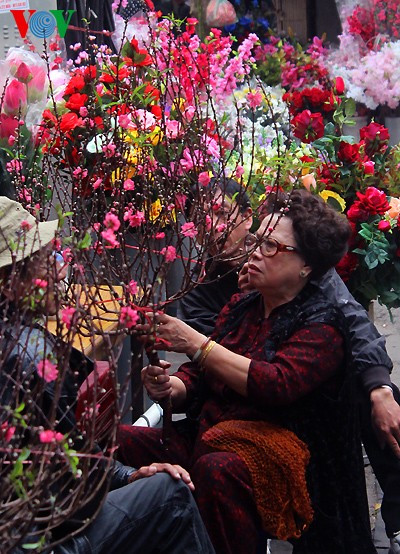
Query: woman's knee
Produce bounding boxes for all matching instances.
[192,451,248,488]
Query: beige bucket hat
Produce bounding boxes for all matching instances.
[0,197,59,269]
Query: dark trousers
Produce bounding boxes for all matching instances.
[55,473,215,554]
[360,384,400,537]
[117,424,262,554]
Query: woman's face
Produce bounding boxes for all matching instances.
[205,188,253,264]
[247,214,311,298]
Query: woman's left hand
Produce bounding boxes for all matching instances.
[128,463,195,491]
[137,312,206,357]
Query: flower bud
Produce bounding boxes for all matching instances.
[334,76,345,95]
[3,79,27,116]
[378,220,391,232]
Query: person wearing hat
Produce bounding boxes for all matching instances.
[0,197,214,554]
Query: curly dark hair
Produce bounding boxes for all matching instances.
[265,189,351,279]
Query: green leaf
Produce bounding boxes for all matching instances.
[77,232,92,250]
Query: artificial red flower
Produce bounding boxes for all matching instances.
[65,93,88,112]
[356,186,390,215]
[347,200,370,223]
[63,74,86,95]
[144,83,160,102]
[378,220,391,232]
[362,160,375,174]
[336,251,359,281]
[151,105,162,119]
[59,112,83,133]
[42,109,58,127]
[335,76,345,95]
[338,141,361,164]
[0,113,19,145]
[292,110,324,143]
[359,122,390,156]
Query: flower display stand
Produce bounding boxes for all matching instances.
[342,115,369,141]
[384,116,400,147]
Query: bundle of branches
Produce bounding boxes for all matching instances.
[0,12,290,552]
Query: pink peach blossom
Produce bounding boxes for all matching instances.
[37,359,58,383]
[181,222,198,238]
[161,245,177,263]
[61,307,76,329]
[120,305,139,329]
[39,430,64,443]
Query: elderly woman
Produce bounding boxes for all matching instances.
[117,190,376,554]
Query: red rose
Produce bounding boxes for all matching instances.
[347,200,370,222]
[359,122,389,155]
[336,251,359,281]
[338,141,360,164]
[356,186,390,215]
[292,110,324,143]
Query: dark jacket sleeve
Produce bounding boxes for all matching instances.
[177,284,218,336]
[317,269,393,392]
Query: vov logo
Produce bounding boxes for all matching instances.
[11,10,75,39]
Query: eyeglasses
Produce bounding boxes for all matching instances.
[244,233,298,257]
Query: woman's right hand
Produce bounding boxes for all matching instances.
[141,359,172,401]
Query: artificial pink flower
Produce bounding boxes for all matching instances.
[120,305,139,329]
[37,359,59,383]
[27,67,47,102]
[123,178,135,191]
[165,120,182,139]
[247,90,263,109]
[234,166,245,178]
[181,222,198,238]
[103,143,116,157]
[39,430,64,443]
[34,279,48,289]
[15,62,33,83]
[216,223,227,233]
[161,245,177,263]
[93,178,103,190]
[198,171,211,187]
